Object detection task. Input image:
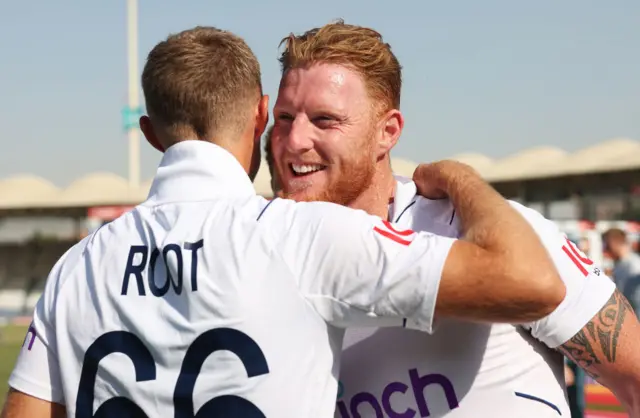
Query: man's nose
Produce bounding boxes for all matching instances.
[286,118,314,153]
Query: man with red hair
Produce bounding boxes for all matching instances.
[268,20,640,417]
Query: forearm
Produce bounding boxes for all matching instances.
[1,389,66,418]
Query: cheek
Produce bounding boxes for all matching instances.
[317,133,350,162]
[270,138,286,165]
[333,134,371,162]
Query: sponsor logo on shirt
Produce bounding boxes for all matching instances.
[22,322,36,351]
[336,368,459,417]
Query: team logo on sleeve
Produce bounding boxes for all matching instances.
[373,220,416,246]
[561,237,594,277]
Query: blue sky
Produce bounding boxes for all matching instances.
[0,0,638,186]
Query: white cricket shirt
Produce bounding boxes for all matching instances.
[8,142,457,417]
[337,176,616,418]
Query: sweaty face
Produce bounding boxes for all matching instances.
[271,64,377,205]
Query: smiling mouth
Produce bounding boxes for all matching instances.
[290,163,327,177]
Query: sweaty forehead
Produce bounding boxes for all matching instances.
[277,63,368,112]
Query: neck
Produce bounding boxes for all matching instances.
[158,125,255,177]
[222,140,254,176]
[171,138,254,177]
[348,158,396,220]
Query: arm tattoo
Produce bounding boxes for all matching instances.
[558,290,633,380]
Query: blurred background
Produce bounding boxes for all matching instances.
[0,1,638,416]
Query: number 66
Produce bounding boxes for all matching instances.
[75,328,269,417]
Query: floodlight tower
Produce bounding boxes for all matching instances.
[125,0,141,188]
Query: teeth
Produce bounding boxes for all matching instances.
[291,164,324,174]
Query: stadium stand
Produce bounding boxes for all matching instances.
[0,240,76,317]
[0,137,638,317]
[1,137,639,210]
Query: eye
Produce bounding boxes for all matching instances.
[312,115,337,128]
[277,112,294,121]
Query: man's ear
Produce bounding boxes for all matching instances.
[247,96,269,182]
[376,109,404,159]
[254,95,269,140]
[139,115,164,153]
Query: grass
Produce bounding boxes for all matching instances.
[0,325,28,411]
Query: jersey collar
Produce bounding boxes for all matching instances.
[144,140,256,205]
[388,175,418,222]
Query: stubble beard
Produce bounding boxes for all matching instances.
[282,138,376,207]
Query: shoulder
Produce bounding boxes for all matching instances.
[392,178,458,237]
[255,198,388,257]
[39,235,92,313]
[506,200,543,218]
[413,196,456,223]
[52,235,92,282]
[506,200,559,234]
[258,197,375,228]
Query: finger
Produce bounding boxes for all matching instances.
[413,181,447,200]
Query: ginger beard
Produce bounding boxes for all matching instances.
[275,127,377,206]
[271,64,382,206]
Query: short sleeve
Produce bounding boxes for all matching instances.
[8,238,88,404]
[514,202,616,348]
[265,199,456,333]
[8,308,64,404]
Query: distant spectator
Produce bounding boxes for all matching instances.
[603,228,640,314]
[565,358,585,418]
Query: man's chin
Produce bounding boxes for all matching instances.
[282,188,331,203]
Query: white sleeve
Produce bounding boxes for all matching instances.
[514,202,616,348]
[8,239,87,404]
[265,199,456,333]
[8,305,64,404]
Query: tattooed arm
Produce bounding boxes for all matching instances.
[506,203,640,415]
[557,290,640,416]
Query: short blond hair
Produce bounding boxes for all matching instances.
[142,26,262,141]
[279,20,402,112]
